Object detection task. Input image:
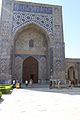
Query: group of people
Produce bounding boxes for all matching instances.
[12,78,33,88]
[49,80,61,89]
[12,79,22,88]
[49,79,78,89]
[25,79,33,87]
[12,78,78,89]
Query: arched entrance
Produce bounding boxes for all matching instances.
[13,23,50,82]
[68,66,75,80]
[22,56,38,83]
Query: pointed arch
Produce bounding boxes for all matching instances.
[68,66,75,80]
[13,22,51,44]
[12,22,51,82]
[22,56,38,83]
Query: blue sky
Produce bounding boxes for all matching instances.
[0,0,80,58]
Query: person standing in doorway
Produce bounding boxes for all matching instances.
[29,79,33,88]
[25,80,28,87]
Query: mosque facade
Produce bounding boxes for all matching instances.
[0,0,80,84]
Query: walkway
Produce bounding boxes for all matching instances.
[0,87,80,120]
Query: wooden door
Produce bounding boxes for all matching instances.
[22,56,38,83]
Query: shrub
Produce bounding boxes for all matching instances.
[0,84,13,94]
[0,91,2,98]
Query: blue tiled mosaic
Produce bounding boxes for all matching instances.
[12,12,53,39]
[13,3,52,14]
[55,59,62,72]
[50,47,53,72]
[9,46,13,75]
[15,54,46,61]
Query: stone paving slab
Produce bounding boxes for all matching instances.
[0,87,80,120]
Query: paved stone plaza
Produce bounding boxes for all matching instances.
[0,87,80,120]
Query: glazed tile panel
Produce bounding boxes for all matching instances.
[12,3,53,38]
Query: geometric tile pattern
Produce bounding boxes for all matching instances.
[55,41,63,73]
[12,12,53,39]
[50,47,53,73]
[15,54,46,60]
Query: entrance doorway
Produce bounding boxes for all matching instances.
[68,66,75,80]
[22,56,38,83]
[30,74,34,80]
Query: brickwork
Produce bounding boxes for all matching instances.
[0,0,13,84]
[65,59,80,83]
[0,0,65,84]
